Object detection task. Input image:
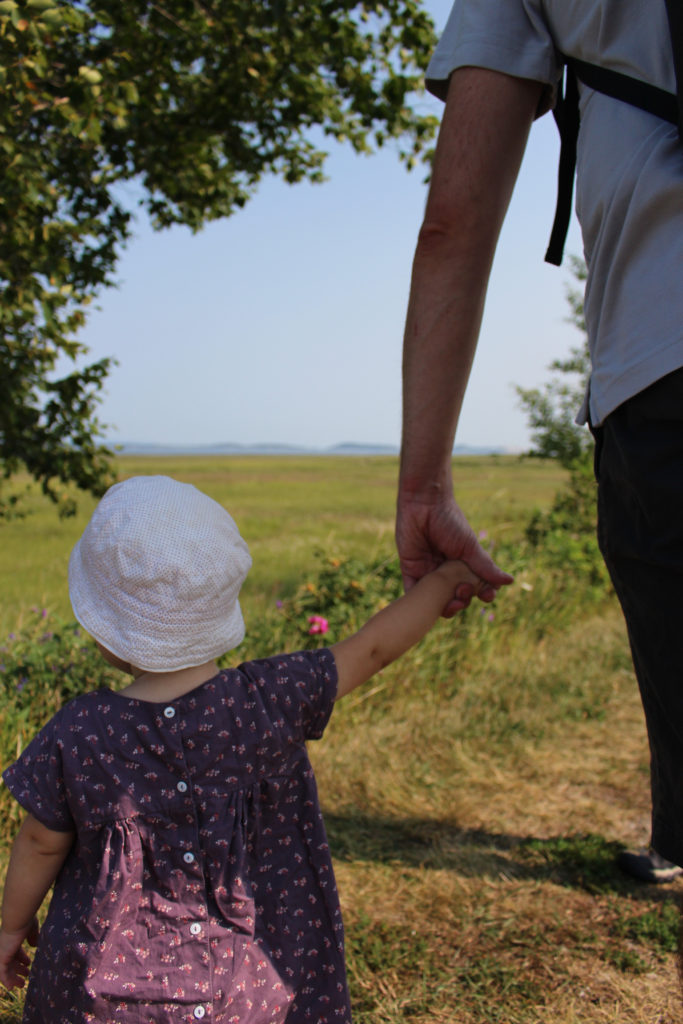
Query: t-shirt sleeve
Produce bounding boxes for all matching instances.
[426,0,560,114]
[2,713,75,832]
[241,648,338,743]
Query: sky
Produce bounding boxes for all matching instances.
[75,0,584,453]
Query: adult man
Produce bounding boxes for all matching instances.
[397,0,683,877]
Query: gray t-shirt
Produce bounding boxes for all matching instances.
[427,0,683,425]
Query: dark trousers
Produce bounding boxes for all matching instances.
[592,368,683,865]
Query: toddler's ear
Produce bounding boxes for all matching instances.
[95,643,133,675]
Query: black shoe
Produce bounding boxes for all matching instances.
[618,847,683,883]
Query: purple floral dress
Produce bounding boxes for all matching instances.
[2,649,352,1024]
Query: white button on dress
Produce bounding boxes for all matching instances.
[193,1006,206,1019]
[189,922,202,936]
[177,780,188,793]
[163,706,175,719]
[183,851,195,864]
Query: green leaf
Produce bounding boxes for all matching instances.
[78,65,103,84]
[36,8,65,26]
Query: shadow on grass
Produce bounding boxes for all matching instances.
[324,809,682,903]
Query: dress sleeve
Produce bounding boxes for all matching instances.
[2,712,75,832]
[241,648,338,743]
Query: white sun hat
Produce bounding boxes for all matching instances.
[68,475,252,672]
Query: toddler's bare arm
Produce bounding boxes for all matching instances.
[331,560,481,699]
[0,813,74,990]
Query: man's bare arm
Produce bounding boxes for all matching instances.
[398,67,543,608]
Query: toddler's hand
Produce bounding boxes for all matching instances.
[0,918,38,990]
[434,559,489,616]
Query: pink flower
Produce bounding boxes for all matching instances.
[308,615,329,635]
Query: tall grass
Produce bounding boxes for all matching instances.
[0,454,566,636]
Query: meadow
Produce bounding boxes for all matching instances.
[0,455,680,1023]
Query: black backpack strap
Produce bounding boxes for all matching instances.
[571,58,678,125]
[545,52,680,266]
[545,64,579,266]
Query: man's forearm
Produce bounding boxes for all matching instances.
[400,212,491,500]
[400,68,542,499]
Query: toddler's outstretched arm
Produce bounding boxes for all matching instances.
[331,560,482,699]
[0,813,74,990]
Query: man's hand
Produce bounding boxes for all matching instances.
[396,491,513,615]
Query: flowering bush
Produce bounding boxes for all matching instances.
[277,552,403,647]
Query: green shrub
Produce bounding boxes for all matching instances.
[0,610,119,842]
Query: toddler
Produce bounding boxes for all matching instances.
[0,475,480,1023]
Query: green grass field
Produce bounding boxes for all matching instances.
[0,454,566,635]
[0,455,680,1023]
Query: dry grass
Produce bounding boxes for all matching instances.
[312,604,682,1023]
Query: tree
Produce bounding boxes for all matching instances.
[515,256,591,468]
[0,0,438,515]
[516,258,608,590]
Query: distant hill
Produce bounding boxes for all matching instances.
[113,440,509,457]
